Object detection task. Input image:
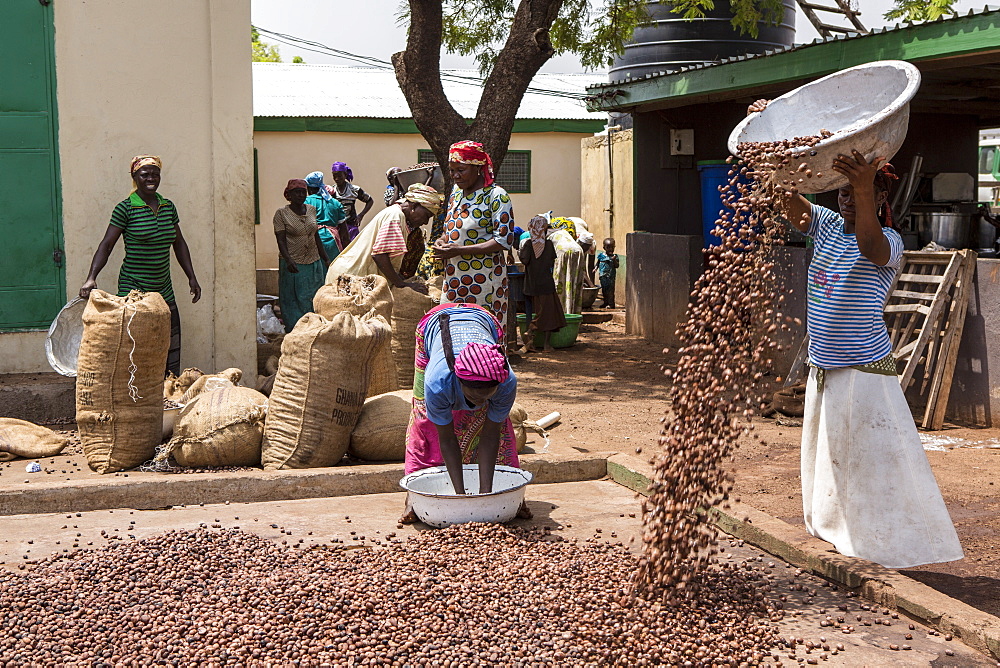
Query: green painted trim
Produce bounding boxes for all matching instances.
[46,2,65,315]
[254,117,605,135]
[253,147,260,225]
[588,11,1000,112]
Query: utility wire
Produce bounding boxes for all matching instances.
[253,26,592,101]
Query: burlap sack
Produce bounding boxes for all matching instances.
[165,386,268,468]
[348,390,413,461]
[0,419,70,462]
[314,274,398,395]
[76,290,170,474]
[390,286,436,389]
[509,403,529,453]
[179,368,243,404]
[262,311,391,469]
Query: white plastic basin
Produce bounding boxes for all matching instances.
[399,465,533,528]
[728,60,921,194]
[45,297,87,377]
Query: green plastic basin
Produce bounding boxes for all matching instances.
[516,313,582,349]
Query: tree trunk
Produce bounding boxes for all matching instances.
[393,0,562,174]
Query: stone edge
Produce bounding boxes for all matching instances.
[0,452,612,517]
[605,453,1000,661]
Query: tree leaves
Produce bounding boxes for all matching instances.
[884,0,958,22]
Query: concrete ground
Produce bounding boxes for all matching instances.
[0,479,992,666]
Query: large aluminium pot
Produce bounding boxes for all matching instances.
[914,212,972,249]
[729,60,921,194]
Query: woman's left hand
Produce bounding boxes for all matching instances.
[189,278,202,303]
[832,150,885,190]
[432,241,464,260]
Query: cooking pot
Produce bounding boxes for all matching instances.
[913,212,972,249]
[974,212,999,251]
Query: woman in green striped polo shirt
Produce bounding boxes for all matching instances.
[79,155,201,376]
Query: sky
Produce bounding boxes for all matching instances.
[251,0,995,76]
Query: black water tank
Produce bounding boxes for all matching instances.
[610,0,796,82]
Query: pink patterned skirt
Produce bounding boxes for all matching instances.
[404,303,519,474]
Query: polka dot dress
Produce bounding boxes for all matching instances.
[442,185,514,324]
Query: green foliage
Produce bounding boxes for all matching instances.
[252,27,283,62]
[419,0,650,74]
[292,56,306,63]
[884,0,958,22]
[667,0,785,37]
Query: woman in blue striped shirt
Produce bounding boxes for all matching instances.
[750,99,962,569]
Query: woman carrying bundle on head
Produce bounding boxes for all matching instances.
[749,99,963,570]
[401,302,530,523]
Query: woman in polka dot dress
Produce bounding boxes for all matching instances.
[432,140,514,324]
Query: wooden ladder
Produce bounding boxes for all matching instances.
[794,0,868,38]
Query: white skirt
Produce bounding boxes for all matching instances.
[801,366,964,569]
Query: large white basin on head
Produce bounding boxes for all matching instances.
[45,297,87,377]
[399,465,533,528]
[728,60,921,194]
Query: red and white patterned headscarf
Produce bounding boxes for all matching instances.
[454,342,508,383]
[448,140,495,187]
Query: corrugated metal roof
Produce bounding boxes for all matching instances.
[253,63,606,121]
[587,6,1000,91]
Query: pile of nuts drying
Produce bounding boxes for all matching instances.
[0,524,778,665]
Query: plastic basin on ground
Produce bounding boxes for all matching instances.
[45,297,87,377]
[399,465,533,528]
[728,60,920,194]
[516,313,582,348]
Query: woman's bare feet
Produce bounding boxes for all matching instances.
[399,508,418,524]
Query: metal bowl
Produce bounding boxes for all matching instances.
[728,60,921,194]
[399,465,533,528]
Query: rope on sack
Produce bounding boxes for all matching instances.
[125,299,142,403]
[140,441,179,473]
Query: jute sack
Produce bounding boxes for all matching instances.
[163,386,268,468]
[0,419,70,462]
[348,390,413,461]
[179,368,243,404]
[76,290,170,474]
[390,286,435,390]
[509,403,529,453]
[314,274,398,395]
[262,311,391,469]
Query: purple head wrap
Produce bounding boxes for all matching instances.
[331,162,354,181]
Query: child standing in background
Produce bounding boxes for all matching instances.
[596,238,619,309]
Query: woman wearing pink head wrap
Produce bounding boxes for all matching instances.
[401,303,530,523]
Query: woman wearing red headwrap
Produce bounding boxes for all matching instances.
[401,302,530,523]
[750,98,962,570]
[432,140,515,325]
[273,178,331,332]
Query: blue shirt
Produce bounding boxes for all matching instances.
[805,204,903,369]
[422,307,517,425]
[596,251,618,280]
[305,193,346,228]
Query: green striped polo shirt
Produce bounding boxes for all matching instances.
[109,192,178,303]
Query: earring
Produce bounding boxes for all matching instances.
[878,205,884,216]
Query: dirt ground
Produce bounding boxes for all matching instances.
[512,314,1000,621]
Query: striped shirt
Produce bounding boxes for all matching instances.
[109,192,178,303]
[805,204,903,368]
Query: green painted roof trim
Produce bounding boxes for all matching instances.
[254,117,605,134]
[589,10,1000,112]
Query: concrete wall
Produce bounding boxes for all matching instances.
[581,129,633,305]
[253,131,591,268]
[13,0,257,379]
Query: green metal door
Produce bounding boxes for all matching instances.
[0,1,64,330]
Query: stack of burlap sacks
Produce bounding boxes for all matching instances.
[70,280,532,475]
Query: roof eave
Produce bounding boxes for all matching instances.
[586,9,1000,113]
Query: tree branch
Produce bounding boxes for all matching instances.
[393,0,469,168]
[469,0,563,166]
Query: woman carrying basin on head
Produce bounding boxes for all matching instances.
[749,99,962,570]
